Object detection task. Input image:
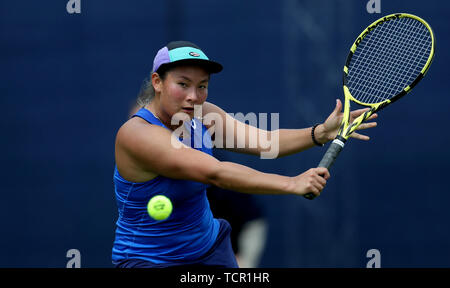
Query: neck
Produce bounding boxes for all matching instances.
[145,101,181,131]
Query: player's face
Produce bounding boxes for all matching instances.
[159,66,209,118]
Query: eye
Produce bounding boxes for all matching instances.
[178,82,187,88]
[199,85,207,89]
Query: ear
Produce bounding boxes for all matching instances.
[151,72,163,93]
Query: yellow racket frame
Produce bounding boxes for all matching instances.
[305,13,435,200]
[339,13,435,140]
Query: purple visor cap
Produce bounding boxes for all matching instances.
[152,47,171,73]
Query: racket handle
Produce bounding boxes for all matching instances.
[318,137,346,169]
[304,137,346,200]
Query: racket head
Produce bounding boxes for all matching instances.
[307,14,435,200]
[343,13,435,109]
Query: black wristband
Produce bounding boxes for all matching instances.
[311,124,324,147]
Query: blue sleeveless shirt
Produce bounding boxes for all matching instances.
[112,108,220,264]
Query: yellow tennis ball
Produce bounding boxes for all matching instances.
[147,195,173,220]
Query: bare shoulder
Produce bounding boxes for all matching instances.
[116,116,178,162]
[115,117,170,182]
[115,115,220,184]
[117,117,152,145]
[117,117,145,153]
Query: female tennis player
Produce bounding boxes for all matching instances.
[112,41,377,268]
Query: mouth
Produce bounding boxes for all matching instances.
[181,107,195,113]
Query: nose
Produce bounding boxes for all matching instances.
[186,89,199,102]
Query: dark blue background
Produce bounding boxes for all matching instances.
[1,0,449,267]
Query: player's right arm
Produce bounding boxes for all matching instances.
[115,117,330,197]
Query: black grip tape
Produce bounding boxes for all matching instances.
[304,138,345,200]
[318,140,344,169]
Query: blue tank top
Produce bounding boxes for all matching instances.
[112,107,220,264]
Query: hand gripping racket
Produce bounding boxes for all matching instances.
[305,13,435,200]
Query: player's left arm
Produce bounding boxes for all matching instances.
[202,100,377,158]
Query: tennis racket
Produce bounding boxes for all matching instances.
[305,13,435,200]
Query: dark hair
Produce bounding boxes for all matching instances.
[136,68,169,106]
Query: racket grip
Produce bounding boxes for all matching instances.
[318,137,346,169]
[304,137,346,200]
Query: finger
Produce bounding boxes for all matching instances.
[349,108,370,118]
[304,179,321,196]
[308,181,322,194]
[355,122,377,130]
[312,182,324,194]
[312,175,327,192]
[331,99,342,116]
[350,132,370,141]
[367,113,378,120]
[350,110,378,121]
[335,99,342,113]
[313,173,327,186]
[309,187,321,197]
[316,167,330,180]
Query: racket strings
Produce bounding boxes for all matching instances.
[347,17,432,104]
[355,21,427,102]
[352,19,430,103]
[350,19,431,103]
[350,19,430,102]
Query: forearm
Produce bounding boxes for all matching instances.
[275,124,329,158]
[224,125,328,159]
[209,161,294,195]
